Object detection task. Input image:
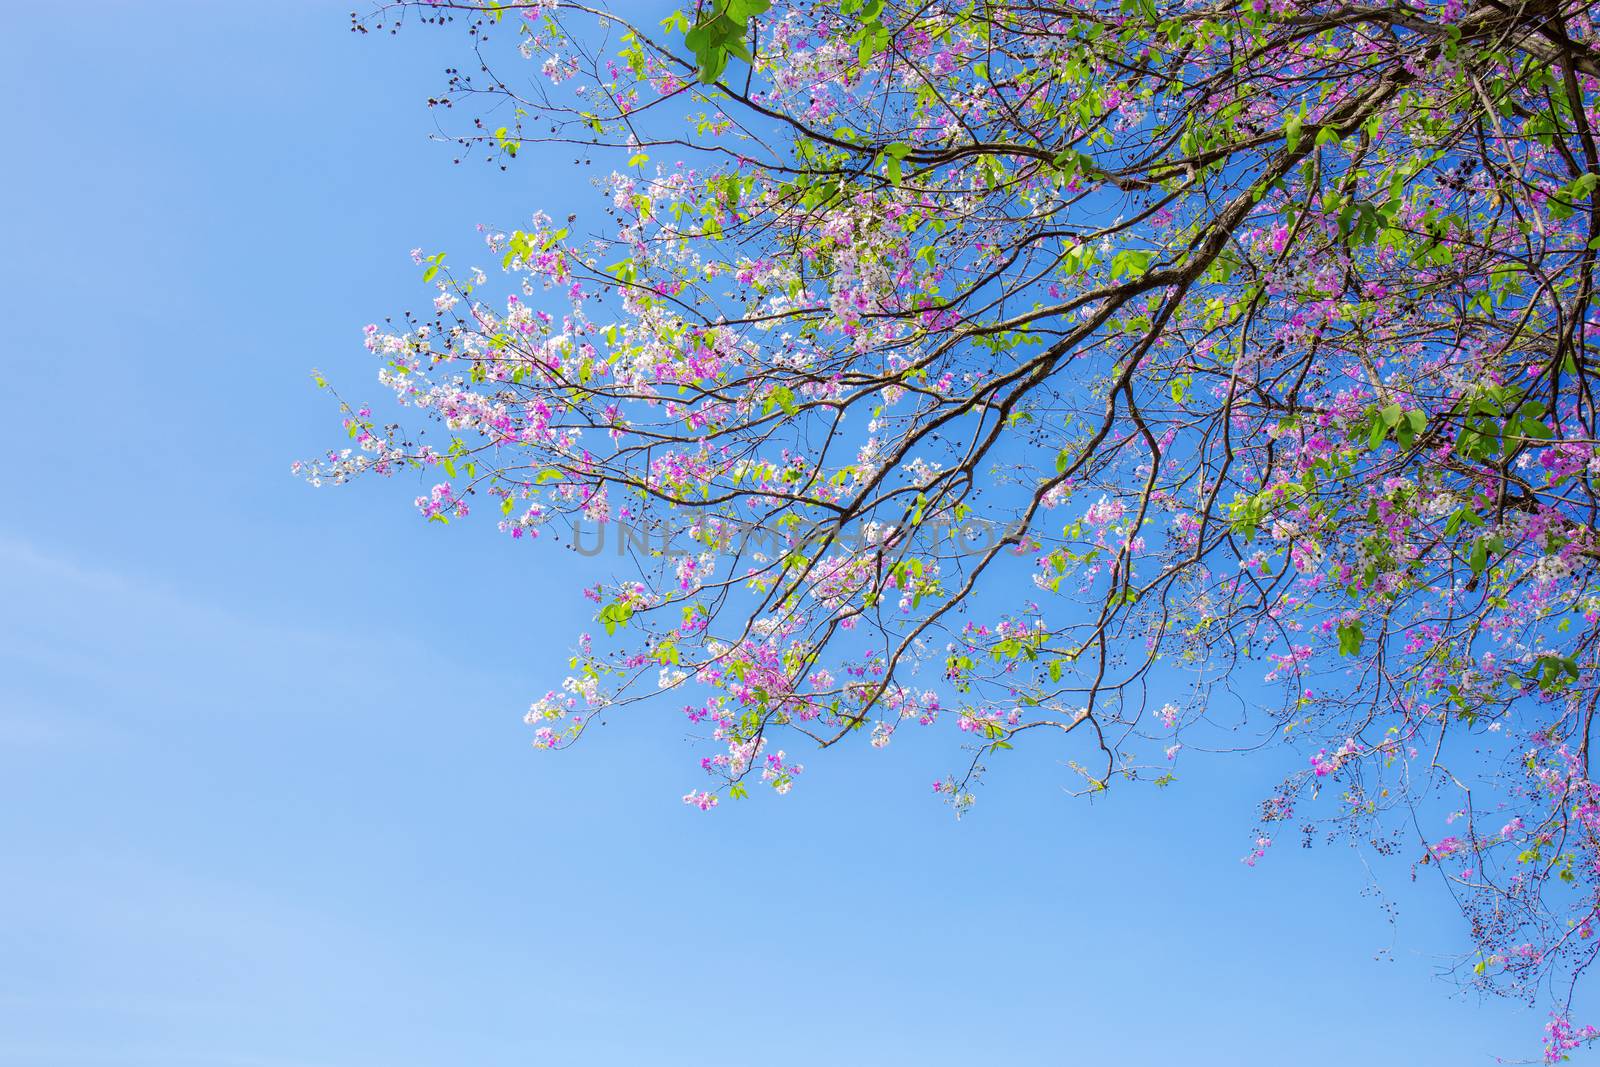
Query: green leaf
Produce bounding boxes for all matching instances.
[599,600,636,635]
[1367,416,1387,451]
[766,385,798,416]
[1284,109,1304,154]
[1111,249,1153,280]
[1336,621,1364,656]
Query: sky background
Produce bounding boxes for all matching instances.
[0,3,1584,1064]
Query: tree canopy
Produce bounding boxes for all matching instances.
[305,0,1600,1053]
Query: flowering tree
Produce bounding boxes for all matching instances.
[305,0,1600,1052]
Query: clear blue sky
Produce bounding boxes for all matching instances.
[0,3,1580,1064]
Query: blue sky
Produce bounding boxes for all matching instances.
[0,3,1580,1064]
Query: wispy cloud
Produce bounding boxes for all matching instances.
[0,530,441,721]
